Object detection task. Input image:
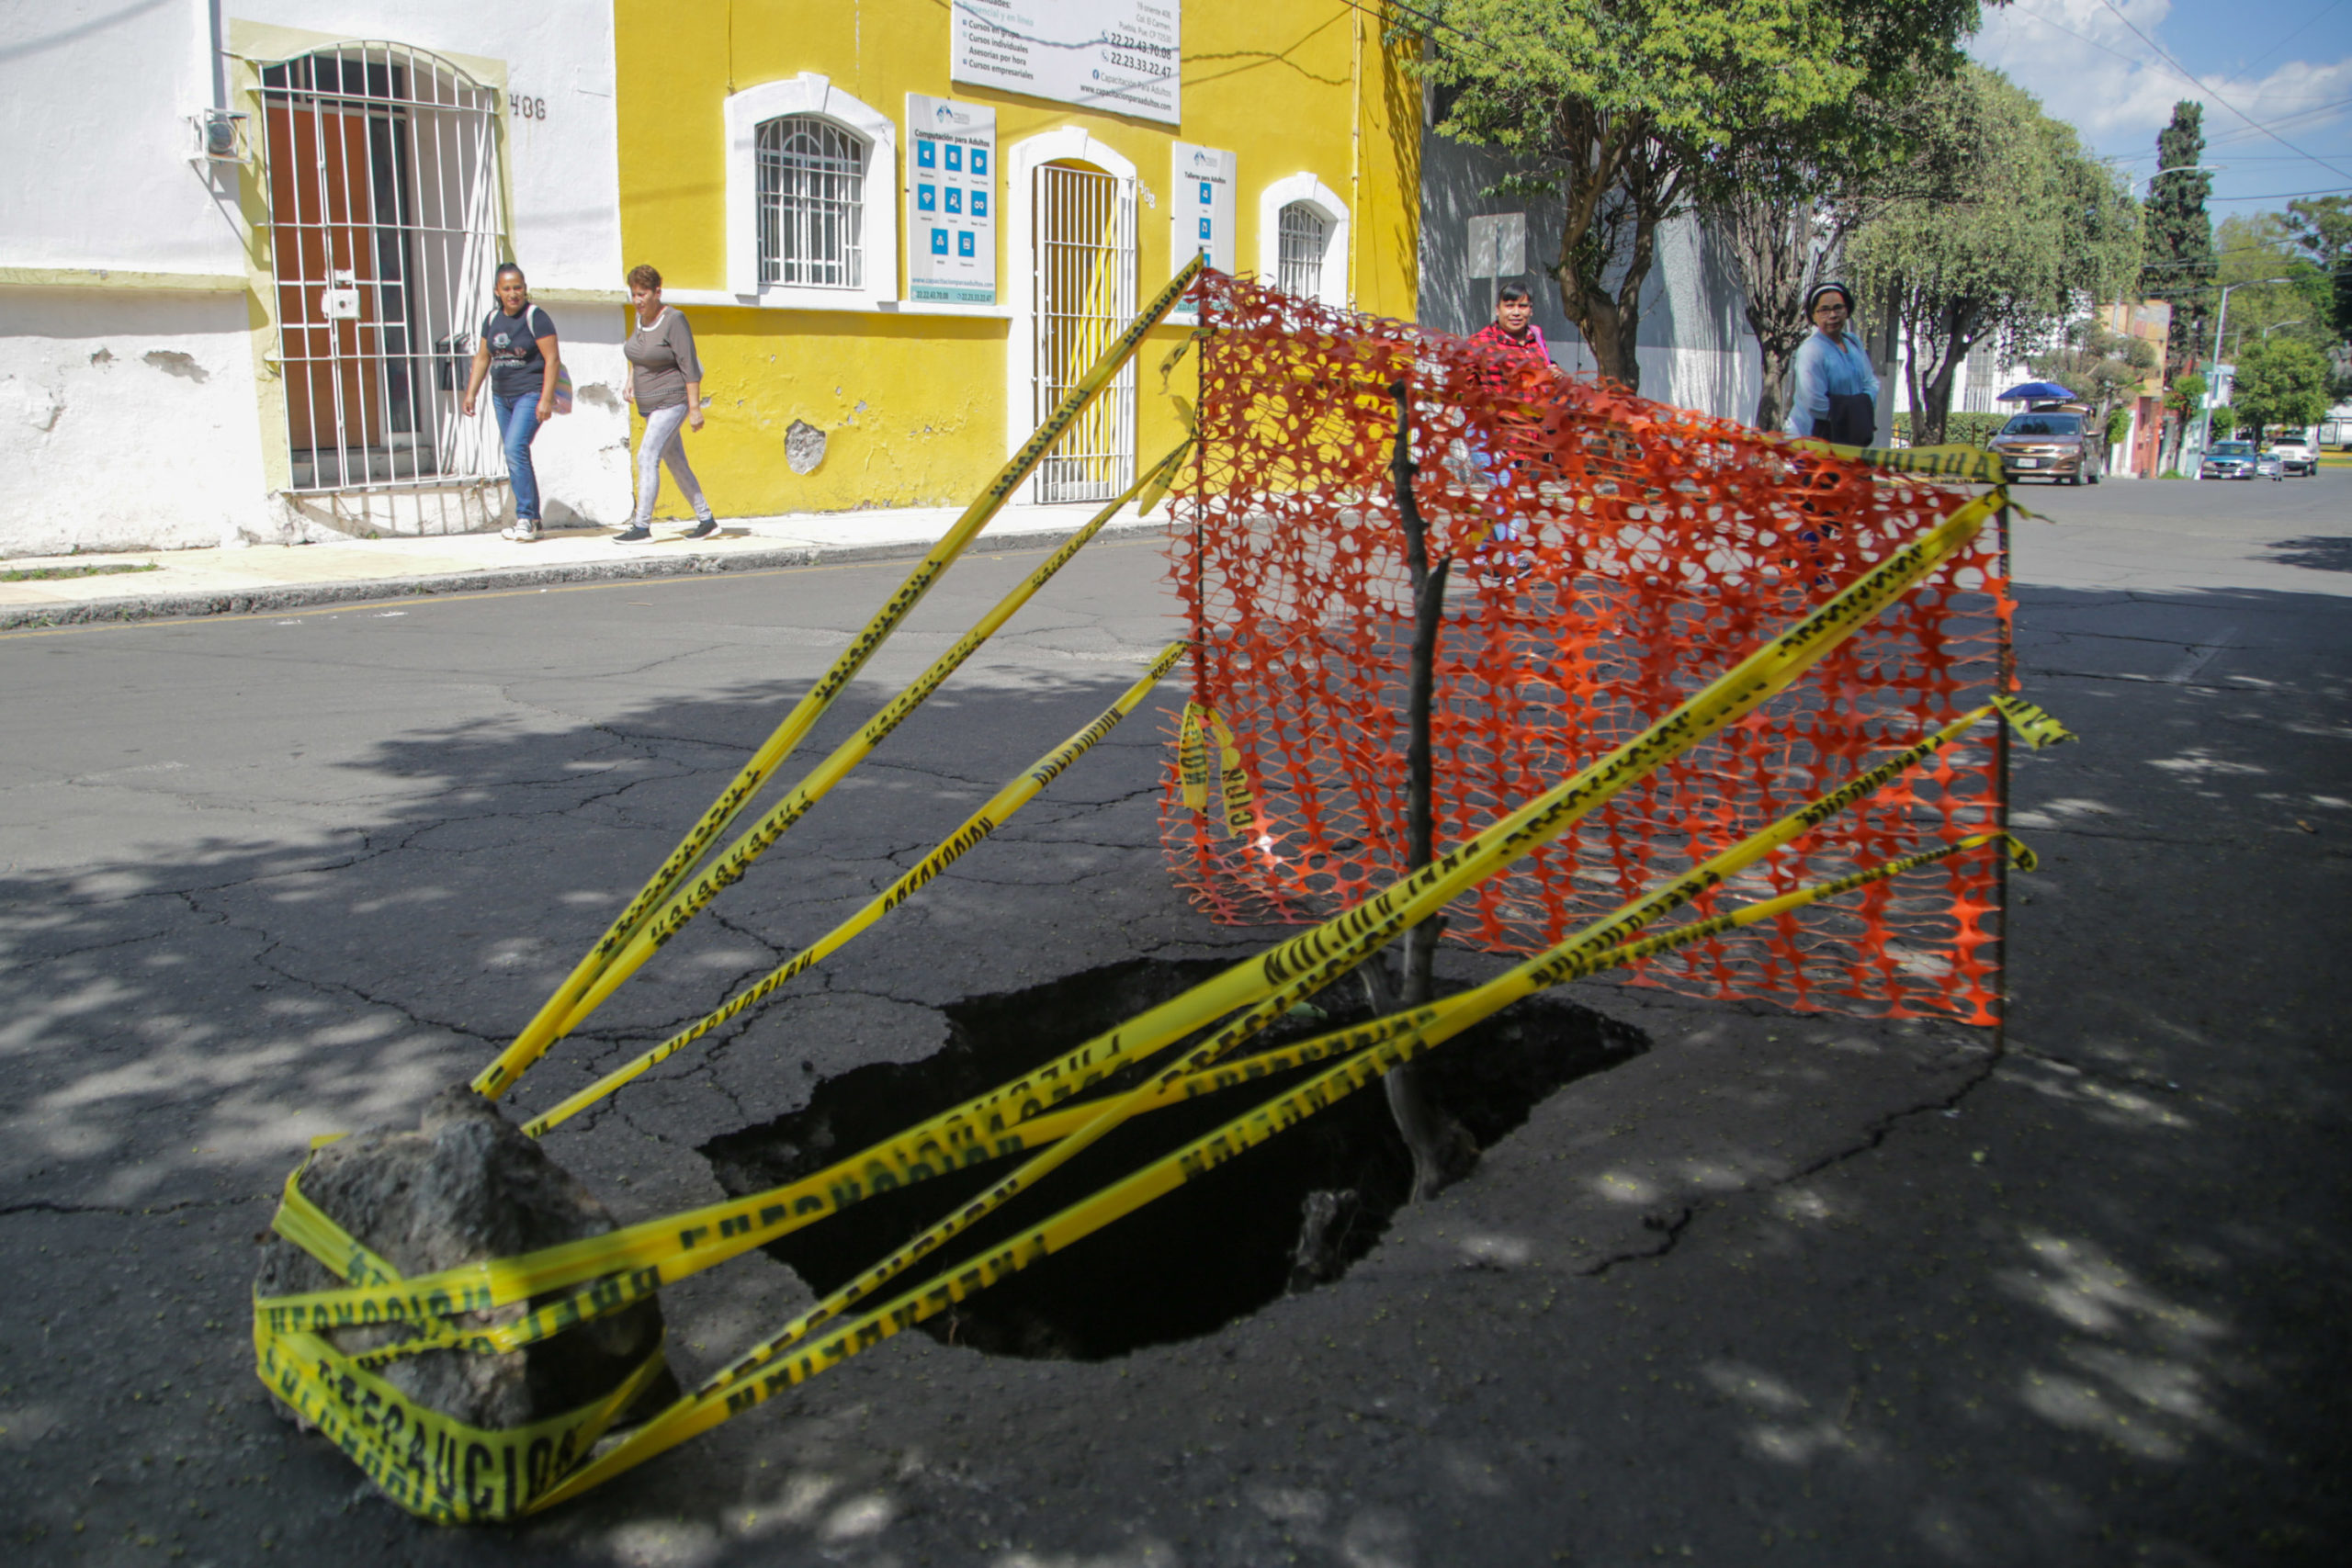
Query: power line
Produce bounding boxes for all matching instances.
[2092,0,2352,185]
[2237,0,2346,80]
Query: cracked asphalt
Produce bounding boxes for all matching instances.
[2,478,2346,1566]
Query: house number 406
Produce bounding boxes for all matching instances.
[508,92,547,121]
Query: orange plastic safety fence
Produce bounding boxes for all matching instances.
[1159,273,2013,1023]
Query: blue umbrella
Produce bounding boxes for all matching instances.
[1998,379,2076,401]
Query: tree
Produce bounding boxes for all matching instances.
[2280,195,2352,350]
[1412,0,1982,396]
[2212,213,2325,360]
[2140,101,2214,374]
[1848,65,2142,446]
[2231,336,2332,443]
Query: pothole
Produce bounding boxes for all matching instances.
[701,958,1645,1361]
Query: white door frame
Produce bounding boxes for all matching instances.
[1004,128,1137,490]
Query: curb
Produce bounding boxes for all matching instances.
[0,518,1168,630]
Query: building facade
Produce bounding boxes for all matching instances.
[608,0,1420,519]
[0,2,632,557]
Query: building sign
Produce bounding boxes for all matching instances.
[906,94,998,304]
[950,0,1181,128]
[1169,142,1234,321]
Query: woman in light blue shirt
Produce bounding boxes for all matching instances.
[1783,280,1880,445]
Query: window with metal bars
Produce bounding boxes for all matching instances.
[1277,202,1329,300]
[756,116,865,288]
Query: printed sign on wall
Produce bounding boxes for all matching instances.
[951,0,1181,128]
[1169,142,1235,322]
[906,94,998,304]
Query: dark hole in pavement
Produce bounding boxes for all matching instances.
[701,958,1645,1361]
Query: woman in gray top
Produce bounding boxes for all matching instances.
[615,264,718,543]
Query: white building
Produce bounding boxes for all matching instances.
[0,2,629,557]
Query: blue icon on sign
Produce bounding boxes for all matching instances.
[1198,218,1213,241]
[931,228,949,255]
[945,187,963,215]
[971,191,989,218]
[1199,181,1213,205]
[917,185,936,212]
[958,231,976,257]
[945,144,963,172]
[971,150,989,176]
[916,140,936,169]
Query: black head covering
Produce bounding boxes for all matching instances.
[1804,280,1854,316]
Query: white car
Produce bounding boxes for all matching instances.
[2267,436,2316,478]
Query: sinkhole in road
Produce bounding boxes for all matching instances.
[701,957,1645,1361]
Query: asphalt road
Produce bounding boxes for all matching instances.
[2,470,2346,1566]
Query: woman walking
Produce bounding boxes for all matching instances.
[462,262,560,543]
[615,264,717,543]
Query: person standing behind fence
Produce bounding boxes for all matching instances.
[1783,280,1879,446]
[1467,283,1552,576]
[463,263,560,543]
[614,265,718,544]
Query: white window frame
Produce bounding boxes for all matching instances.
[1256,173,1349,309]
[723,73,896,310]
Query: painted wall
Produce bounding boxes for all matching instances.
[0,1,627,555]
[1416,130,1760,423]
[611,0,1421,518]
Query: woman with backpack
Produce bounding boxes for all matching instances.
[461,262,562,543]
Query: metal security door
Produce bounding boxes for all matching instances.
[1034,163,1136,503]
[260,43,505,491]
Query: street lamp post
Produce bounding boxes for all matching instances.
[2191,276,2293,479]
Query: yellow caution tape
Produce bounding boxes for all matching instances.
[518,639,1192,1139]
[476,254,1209,1100]
[1990,694,2076,750]
[254,487,2007,1349]
[1177,702,1210,810]
[530,824,2034,1512]
[1788,438,2009,485]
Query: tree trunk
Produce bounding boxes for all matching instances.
[1378,381,1477,1202]
[1754,333,1800,432]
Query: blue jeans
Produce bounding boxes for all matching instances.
[493,391,543,521]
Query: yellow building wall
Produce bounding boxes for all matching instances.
[613,0,1419,517]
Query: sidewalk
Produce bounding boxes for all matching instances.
[0,499,1168,628]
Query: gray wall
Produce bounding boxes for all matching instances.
[1417,130,1760,422]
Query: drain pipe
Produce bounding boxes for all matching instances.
[200,0,241,158]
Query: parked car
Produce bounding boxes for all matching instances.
[2267,435,2316,477]
[2200,440,2262,480]
[1988,410,2092,484]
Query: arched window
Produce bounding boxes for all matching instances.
[756,115,865,288]
[723,75,897,308]
[1256,175,1350,309]
[1276,201,1330,300]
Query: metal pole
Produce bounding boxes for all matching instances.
[2192,281,2232,480]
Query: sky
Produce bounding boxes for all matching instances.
[1969,0,2352,218]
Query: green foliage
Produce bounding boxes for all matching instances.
[2165,372,2205,417]
[1412,0,1982,391]
[1849,65,2141,445]
[1893,411,2007,447]
[2106,408,2133,445]
[2212,213,2329,359]
[2141,102,2213,371]
[2231,336,2333,441]
[2280,195,2352,348]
